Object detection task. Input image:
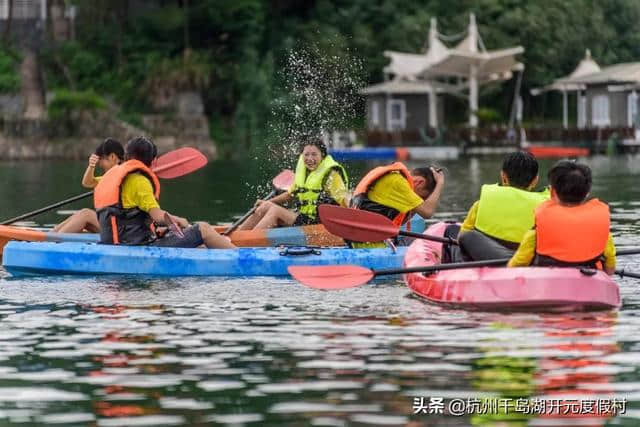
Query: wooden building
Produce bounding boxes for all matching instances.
[361,14,524,136]
[533,50,640,130]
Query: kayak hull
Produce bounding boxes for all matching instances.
[0,216,426,251]
[404,223,621,312]
[3,241,407,277]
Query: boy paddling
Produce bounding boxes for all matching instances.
[508,160,615,274]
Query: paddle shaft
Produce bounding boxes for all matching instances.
[372,257,510,277]
[616,248,640,256]
[223,189,277,236]
[1,191,93,225]
[615,268,640,279]
[400,229,458,245]
[1,149,205,226]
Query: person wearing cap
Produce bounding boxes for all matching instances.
[53,138,124,233]
[94,136,235,249]
[239,137,348,230]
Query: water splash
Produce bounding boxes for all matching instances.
[248,44,365,190]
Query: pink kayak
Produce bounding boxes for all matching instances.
[404,222,621,312]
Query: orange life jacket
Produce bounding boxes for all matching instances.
[351,162,414,227]
[535,199,610,267]
[94,160,161,245]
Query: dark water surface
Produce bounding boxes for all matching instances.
[0,156,639,426]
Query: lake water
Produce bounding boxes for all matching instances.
[0,155,639,426]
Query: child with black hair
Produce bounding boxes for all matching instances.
[53,138,124,233]
[351,164,444,221]
[348,162,444,248]
[456,151,549,260]
[508,160,615,274]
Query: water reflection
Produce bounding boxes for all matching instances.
[0,278,638,425]
[0,156,639,425]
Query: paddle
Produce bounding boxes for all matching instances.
[164,212,185,238]
[288,258,510,289]
[615,269,640,279]
[223,169,295,236]
[1,147,208,225]
[318,204,457,245]
[318,206,640,254]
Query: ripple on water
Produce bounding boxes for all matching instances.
[1,157,640,426]
[37,413,96,424]
[97,415,185,426]
[0,387,86,401]
[197,380,246,392]
[257,380,363,394]
[204,413,264,424]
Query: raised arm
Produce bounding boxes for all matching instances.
[81,154,101,188]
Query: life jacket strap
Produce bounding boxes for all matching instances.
[533,253,603,269]
[110,216,120,245]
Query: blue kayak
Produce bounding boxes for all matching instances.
[3,241,406,277]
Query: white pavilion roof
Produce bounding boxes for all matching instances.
[422,46,524,79]
[531,49,601,95]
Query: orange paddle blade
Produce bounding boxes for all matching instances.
[318,205,399,242]
[288,265,375,289]
[272,169,294,191]
[152,147,208,179]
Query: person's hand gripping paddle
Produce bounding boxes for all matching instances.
[223,170,295,235]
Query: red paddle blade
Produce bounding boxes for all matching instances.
[318,205,399,242]
[272,169,294,191]
[152,147,208,179]
[288,265,375,289]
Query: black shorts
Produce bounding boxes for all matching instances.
[292,213,318,226]
[149,224,204,248]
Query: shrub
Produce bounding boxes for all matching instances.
[48,89,107,120]
[0,49,20,93]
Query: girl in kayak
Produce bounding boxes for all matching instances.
[508,160,616,274]
[53,138,124,233]
[94,136,235,249]
[239,138,348,230]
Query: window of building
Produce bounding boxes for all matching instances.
[387,99,406,131]
[370,100,380,128]
[592,94,610,127]
[628,91,638,127]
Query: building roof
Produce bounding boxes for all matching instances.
[360,78,437,95]
[567,49,601,79]
[567,62,640,85]
[365,14,523,96]
[422,46,524,79]
[529,50,637,95]
[382,51,432,80]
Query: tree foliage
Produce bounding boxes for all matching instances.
[38,0,640,155]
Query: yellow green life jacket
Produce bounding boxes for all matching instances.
[475,184,549,244]
[292,154,348,219]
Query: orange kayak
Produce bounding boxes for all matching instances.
[527,145,589,158]
[0,224,345,254]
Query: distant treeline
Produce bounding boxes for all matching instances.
[13,0,640,155]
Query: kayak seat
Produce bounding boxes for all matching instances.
[459,230,515,261]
